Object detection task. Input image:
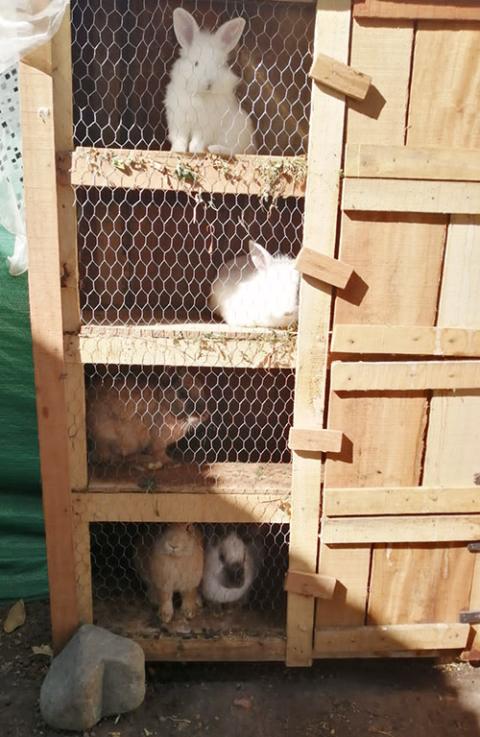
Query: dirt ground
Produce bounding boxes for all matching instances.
[1,600,480,737]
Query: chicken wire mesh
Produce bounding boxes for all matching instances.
[85,364,294,487]
[90,522,289,637]
[71,0,314,155]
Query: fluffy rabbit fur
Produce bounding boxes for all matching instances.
[165,8,256,155]
[210,240,299,328]
[87,369,208,469]
[135,524,204,623]
[202,530,261,605]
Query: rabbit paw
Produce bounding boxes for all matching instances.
[188,137,206,154]
[208,144,231,156]
[159,601,174,624]
[170,138,189,153]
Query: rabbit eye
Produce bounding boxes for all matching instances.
[194,61,199,67]
[219,553,225,564]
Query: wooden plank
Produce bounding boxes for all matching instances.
[288,428,344,454]
[72,492,290,524]
[345,144,480,182]
[88,462,291,496]
[72,521,93,623]
[325,487,480,517]
[295,247,354,289]
[64,149,307,198]
[314,624,469,656]
[353,0,480,21]
[331,360,480,392]
[65,367,88,491]
[138,636,286,662]
[323,516,480,544]
[408,24,480,148]
[65,324,297,370]
[343,179,480,214]
[286,0,351,667]
[19,28,79,650]
[285,571,337,599]
[346,20,414,146]
[332,325,480,357]
[309,52,371,100]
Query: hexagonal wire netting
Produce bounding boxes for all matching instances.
[91,522,289,636]
[71,0,312,634]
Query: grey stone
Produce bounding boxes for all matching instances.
[40,624,145,731]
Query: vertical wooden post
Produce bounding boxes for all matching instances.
[286,0,351,666]
[19,7,81,649]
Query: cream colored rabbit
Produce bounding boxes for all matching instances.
[135,524,204,624]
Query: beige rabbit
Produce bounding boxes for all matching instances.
[87,369,208,470]
[134,524,204,624]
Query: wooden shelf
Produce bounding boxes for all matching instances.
[65,323,297,369]
[59,148,307,198]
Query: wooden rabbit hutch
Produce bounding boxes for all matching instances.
[20,0,480,666]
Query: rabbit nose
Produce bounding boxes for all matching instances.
[227,563,244,587]
[206,82,213,91]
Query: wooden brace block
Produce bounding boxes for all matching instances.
[314,624,470,656]
[309,52,372,101]
[353,0,480,22]
[288,428,344,454]
[322,515,480,544]
[285,570,337,600]
[332,325,480,358]
[331,360,480,392]
[295,247,354,289]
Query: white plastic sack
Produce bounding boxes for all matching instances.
[0,1,68,74]
[0,1,68,275]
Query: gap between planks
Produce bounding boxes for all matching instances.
[60,149,307,198]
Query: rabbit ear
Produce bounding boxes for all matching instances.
[215,17,246,53]
[173,8,199,49]
[249,240,272,271]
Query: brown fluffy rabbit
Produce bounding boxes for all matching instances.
[134,524,204,624]
[87,369,208,469]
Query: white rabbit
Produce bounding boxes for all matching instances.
[165,8,256,155]
[202,530,261,606]
[209,240,299,328]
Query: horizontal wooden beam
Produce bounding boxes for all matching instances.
[322,515,480,544]
[73,491,291,525]
[61,148,307,198]
[284,571,337,599]
[324,487,480,517]
[353,0,480,21]
[332,325,480,357]
[309,53,371,101]
[295,247,354,289]
[342,179,480,214]
[331,360,480,392]
[314,624,470,656]
[344,144,480,182]
[288,428,344,454]
[64,324,297,370]
[138,635,286,662]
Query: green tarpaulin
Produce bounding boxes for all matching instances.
[0,226,48,601]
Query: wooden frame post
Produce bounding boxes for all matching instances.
[286,0,351,666]
[19,7,81,650]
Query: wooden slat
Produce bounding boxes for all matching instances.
[323,516,480,544]
[285,571,337,599]
[343,179,480,214]
[63,148,307,198]
[409,24,480,149]
[286,0,351,667]
[309,53,371,100]
[314,624,470,656]
[72,491,290,524]
[288,428,344,454]
[72,521,93,624]
[345,144,480,182]
[331,360,480,392]
[332,325,480,357]
[353,0,480,21]
[88,462,291,497]
[19,25,79,651]
[295,247,354,289]
[138,636,286,662]
[324,487,480,517]
[346,20,414,145]
[65,324,297,370]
